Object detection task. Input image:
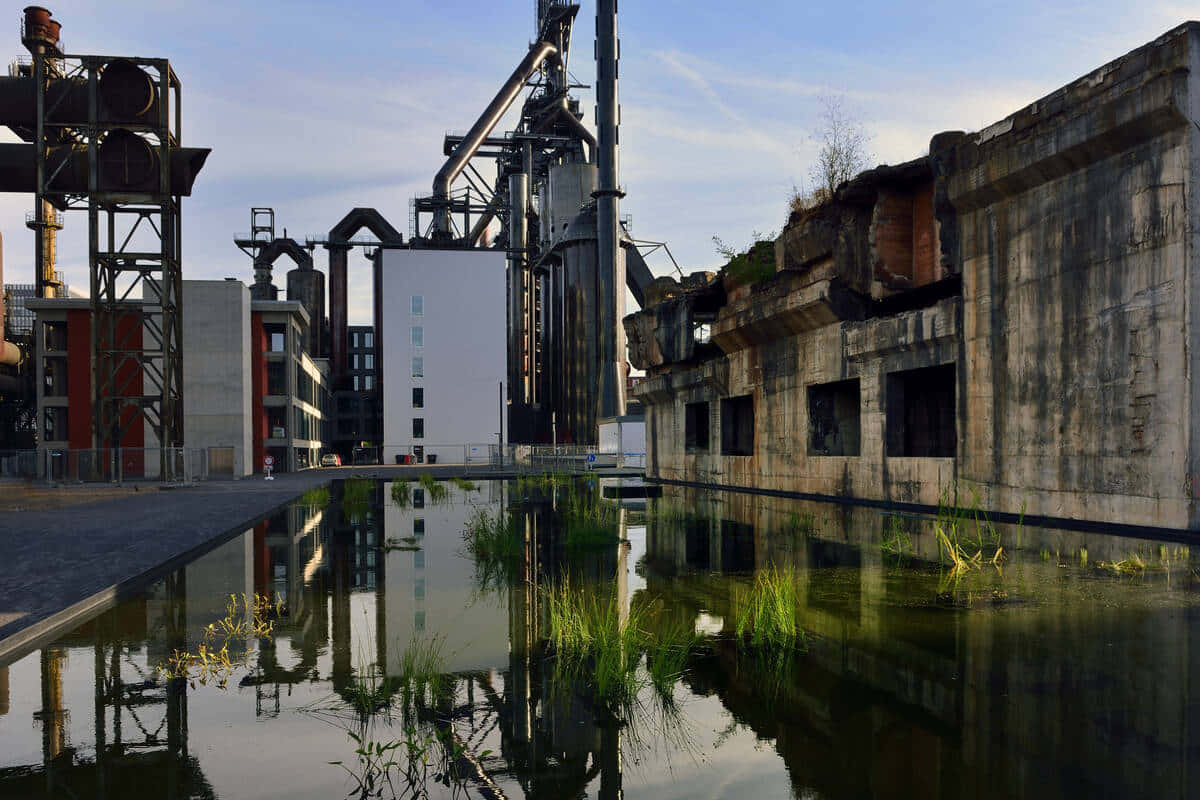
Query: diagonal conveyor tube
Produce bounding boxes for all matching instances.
[431,40,558,237]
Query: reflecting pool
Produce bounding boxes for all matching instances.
[1,477,1198,799]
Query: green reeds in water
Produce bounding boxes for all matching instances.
[417,473,448,503]
[732,566,806,652]
[300,485,331,509]
[543,579,703,710]
[450,476,477,492]
[462,507,522,591]
[342,477,374,522]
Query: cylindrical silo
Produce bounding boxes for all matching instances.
[287,264,326,357]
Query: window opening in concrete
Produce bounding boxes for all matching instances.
[42,321,66,351]
[412,387,424,408]
[266,406,287,439]
[411,296,423,316]
[265,323,286,352]
[808,379,861,456]
[42,357,67,397]
[43,406,66,441]
[267,360,286,396]
[685,401,710,451]
[413,418,425,439]
[886,363,956,457]
[720,395,754,456]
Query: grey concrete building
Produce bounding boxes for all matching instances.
[627,22,1200,531]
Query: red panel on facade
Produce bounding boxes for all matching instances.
[65,310,92,449]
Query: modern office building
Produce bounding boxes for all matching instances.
[378,249,506,465]
[27,279,329,477]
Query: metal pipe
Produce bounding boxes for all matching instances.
[594,0,626,421]
[508,172,529,404]
[431,40,557,237]
[0,233,21,365]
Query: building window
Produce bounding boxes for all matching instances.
[808,379,861,456]
[42,321,67,351]
[413,518,425,537]
[413,418,424,439]
[44,406,67,441]
[364,331,374,348]
[414,551,425,570]
[411,296,423,316]
[720,395,754,456]
[886,364,956,457]
[353,354,360,370]
[411,327,423,348]
[365,354,374,370]
[364,375,374,391]
[353,376,360,391]
[351,331,359,348]
[685,401,709,452]
[265,323,286,352]
[412,488,425,509]
[411,356,423,378]
[267,360,286,396]
[42,357,68,397]
[412,387,424,408]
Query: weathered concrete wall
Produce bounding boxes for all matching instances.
[949,22,1197,528]
[634,22,1200,530]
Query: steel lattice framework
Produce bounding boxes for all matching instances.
[30,46,185,475]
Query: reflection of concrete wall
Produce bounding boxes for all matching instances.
[381,481,508,673]
[645,484,1200,798]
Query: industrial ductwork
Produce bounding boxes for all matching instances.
[0,233,20,366]
[0,142,210,200]
[431,40,558,237]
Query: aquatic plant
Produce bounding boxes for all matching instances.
[390,481,411,508]
[343,478,375,522]
[450,476,477,492]
[157,593,284,688]
[543,579,703,710]
[731,566,806,653]
[880,514,913,557]
[786,510,816,537]
[417,473,448,503]
[301,486,331,509]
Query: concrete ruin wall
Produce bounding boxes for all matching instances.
[632,22,1200,530]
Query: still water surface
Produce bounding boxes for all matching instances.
[1,478,1197,799]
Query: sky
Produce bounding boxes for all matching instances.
[0,0,1194,323]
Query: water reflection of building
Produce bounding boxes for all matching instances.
[642,484,1200,799]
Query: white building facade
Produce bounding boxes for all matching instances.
[379,249,506,465]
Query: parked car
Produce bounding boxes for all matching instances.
[320,453,342,467]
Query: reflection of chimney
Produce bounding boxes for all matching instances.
[0,665,9,716]
[35,648,69,760]
[594,0,626,422]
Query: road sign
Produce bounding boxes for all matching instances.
[264,456,274,467]
[587,453,596,463]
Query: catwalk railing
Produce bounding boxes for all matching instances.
[0,447,225,483]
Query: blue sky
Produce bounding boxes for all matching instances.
[0,0,1194,322]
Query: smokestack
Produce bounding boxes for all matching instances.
[594,0,626,420]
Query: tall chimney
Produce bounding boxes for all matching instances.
[594,0,626,421]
